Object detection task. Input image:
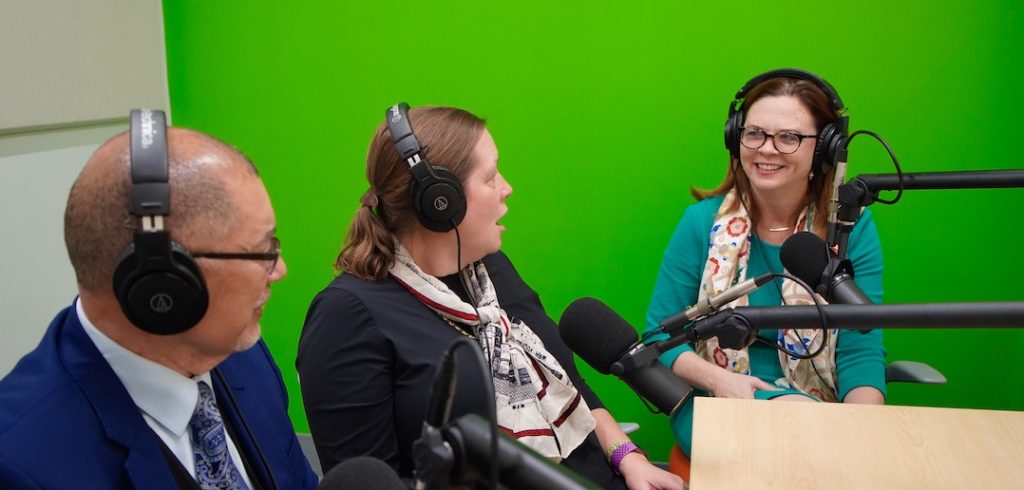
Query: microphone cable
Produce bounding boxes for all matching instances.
[213,367,280,490]
[847,129,905,204]
[751,239,830,360]
[452,223,484,324]
[757,272,829,355]
[451,221,498,490]
[750,271,836,399]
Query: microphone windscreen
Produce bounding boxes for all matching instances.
[780,231,830,288]
[317,456,407,490]
[558,297,639,375]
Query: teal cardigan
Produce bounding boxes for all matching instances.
[644,195,887,455]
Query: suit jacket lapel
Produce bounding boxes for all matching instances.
[213,366,275,489]
[58,305,181,490]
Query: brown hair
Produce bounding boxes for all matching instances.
[692,77,841,237]
[337,106,486,280]
[64,129,257,292]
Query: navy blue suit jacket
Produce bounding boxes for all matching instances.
[0,302,318,489]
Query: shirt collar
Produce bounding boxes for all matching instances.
[77,298,211,437]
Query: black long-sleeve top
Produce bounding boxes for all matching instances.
[296,251,624,488]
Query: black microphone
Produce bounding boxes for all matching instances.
[656,273,774,333]
[317,456,408,490]
[424,344,457,432]
[413,339,464,490]
[559,297,692,415]
[413,339,596,489]
[441,414,600,490]
[781,231,872,305]
[781,231,872,333]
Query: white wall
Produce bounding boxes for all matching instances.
[0,0,169,133]
[0,125,123,374]
[0,0,168,375]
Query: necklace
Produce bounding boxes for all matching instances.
[766,226,792,232]
[437,313,476,339]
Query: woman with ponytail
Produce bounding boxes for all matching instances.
[297,105,682,489]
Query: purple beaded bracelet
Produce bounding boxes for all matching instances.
[609,441,647,475]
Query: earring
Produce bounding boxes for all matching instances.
[808,170,815,181]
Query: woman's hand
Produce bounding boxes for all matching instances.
[619,452,686,490]
[669,351,778,398]
[708,370,779,399]
[590,408,686,489]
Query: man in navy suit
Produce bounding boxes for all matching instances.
[0,120,318,489]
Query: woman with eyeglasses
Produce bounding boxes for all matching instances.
[297,105,683,489]
[644,69,887,461]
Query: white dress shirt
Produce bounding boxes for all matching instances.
[78,298,254,488]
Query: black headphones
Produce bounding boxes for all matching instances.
[385,103,467,233]
[112,109,209,335]
[723,68,848,176]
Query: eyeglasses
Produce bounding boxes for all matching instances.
[740,127,817,154]
[193,236,281,275]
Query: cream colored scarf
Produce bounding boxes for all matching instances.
[694,190,839,401]
[390,245,596,460]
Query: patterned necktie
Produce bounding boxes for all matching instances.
[189,381,250,490]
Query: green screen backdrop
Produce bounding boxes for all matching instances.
[163,1,1024,460]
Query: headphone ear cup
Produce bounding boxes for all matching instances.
[112,241,209,335]
[411,166,467,233]
[812,123,844,175]
[723,110,744,161]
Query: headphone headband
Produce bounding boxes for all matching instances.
[129,109,171,218]
[729,68,845,117]
[386,103,423,162]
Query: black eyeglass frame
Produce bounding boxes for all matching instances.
[739,126,818,154]
[192,237,281,274]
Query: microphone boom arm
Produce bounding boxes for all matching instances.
[665,302,1024,351]
[848,170,1024,202]
[834,169,1024,256]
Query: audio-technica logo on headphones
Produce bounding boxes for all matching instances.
[433,196,449,211]
[150,293,174,314]
[389,105,402,123]
[139,109,158,149]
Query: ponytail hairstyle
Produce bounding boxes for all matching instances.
[692,77,840,238]
[337,106,486,280]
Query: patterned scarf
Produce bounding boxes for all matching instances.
[389,245,596,460]
[694,190,839,401]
